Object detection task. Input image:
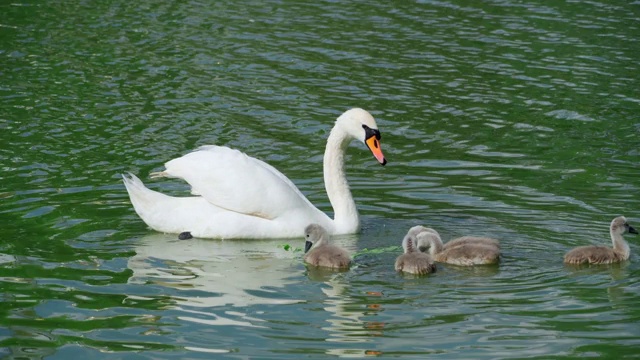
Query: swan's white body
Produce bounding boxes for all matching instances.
[123,108,386,239]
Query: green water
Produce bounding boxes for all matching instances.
[2,0,640,358]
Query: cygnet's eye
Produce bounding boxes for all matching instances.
[306,234,309,238]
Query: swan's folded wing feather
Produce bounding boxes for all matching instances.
[160,145,323,219]
[564,246,619,264]
[439,243,500,265]
[444,236,500,250]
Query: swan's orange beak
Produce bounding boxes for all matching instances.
[366,136,387,166]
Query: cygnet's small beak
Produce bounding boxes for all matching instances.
[304,241,313,253]
[629,225,638,234]
[365,135,387,166]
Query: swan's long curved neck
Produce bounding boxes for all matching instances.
[419,234,444,256]
[324,126,359,234]
[611,231,630,260]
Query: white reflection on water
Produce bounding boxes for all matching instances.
[305,259,387,357]
[321,284,387,358]
[126,231,386,355]
[128,234,304,311]
[127,233,362,332]
[0,253,16,265]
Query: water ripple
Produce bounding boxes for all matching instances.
[1,0,639,358]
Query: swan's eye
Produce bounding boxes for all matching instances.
[362,125,381,141]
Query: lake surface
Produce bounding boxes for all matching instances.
[2,0,640,358]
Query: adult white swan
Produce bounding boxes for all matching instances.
[123,108,387,239]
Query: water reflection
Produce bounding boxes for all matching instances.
[305,266,387,357]
[2,0,639,356]
[0,253,16,266]
[128,233,389,355]
[128,234,307,310]
[563,261,632,309]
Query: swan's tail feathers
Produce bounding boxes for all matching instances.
[149,171,168,179]
[122,172,147,193]
[122,173,171,216]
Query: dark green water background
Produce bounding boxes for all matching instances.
[1,0,639,358]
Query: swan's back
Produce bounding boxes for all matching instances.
[160,146,326,220]
[444,236,500,250]
[304,245,351,269]
[395,252,436,275]
[564,246,622,265]
[436,244,500,266]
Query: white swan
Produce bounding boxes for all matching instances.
[122,108,386,239]
[564,216,638,265]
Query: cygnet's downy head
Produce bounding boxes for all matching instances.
[611,216,638,236]
[304,223,328,253]
[336,108,386,166]
[415,231,443,254]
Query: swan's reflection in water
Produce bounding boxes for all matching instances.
[305,247,387,357]
[319,276,387,357]
[128,233,386,355]
[128,234,309,327]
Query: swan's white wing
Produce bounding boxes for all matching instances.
[159,145,325,220]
